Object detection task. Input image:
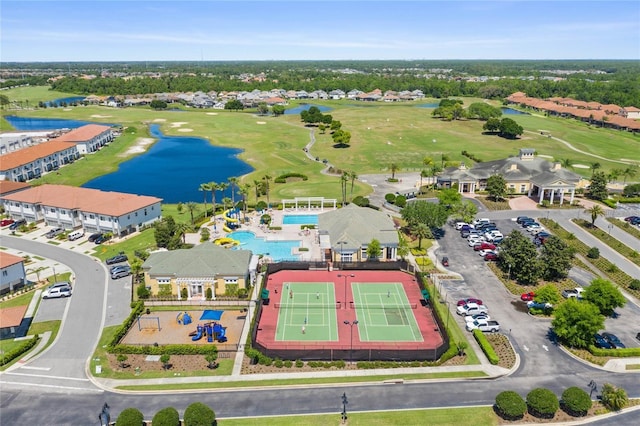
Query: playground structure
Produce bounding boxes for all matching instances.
[136,316,161,332]
[213,237,240,247]
[176,312,192,326]
[190,321,227,343]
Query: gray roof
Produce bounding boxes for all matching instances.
[142,242,252,278]
[318,204,398,250]
[439,154,581,187]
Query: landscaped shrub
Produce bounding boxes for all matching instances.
[0,335,39,366]
[630,279,640,291]
[601,383,628,411]
[115,407,144,426]
[152,407,180,426]
[495,390,527,420]
[561,386,592,416]
[587,247,600,259]
[274,172,308,183]
[526,388,559,418]
[385,193,396,203]
[395,194,407,208]
[205,287,212,300]
[108,301,145,350]
[183,402,216,426]
[352,196,370,207]
[472,329,499,365]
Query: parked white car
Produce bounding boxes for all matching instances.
[478,249,497,257]
[466,319,501,332]
[456,302,489,316]
[485,231,503,241]
[464,313,491,324]
[526,224,543,233]
[468,237,486,246]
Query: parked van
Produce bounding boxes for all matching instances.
[68,230,85,241]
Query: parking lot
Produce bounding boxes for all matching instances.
[435,214,640,374]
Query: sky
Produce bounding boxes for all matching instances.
[2,1,639,62]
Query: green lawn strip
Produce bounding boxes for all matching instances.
[572,219,640,267]
[606,217,640,240]
[474,195,511,211]
[218,406,498,426]
[0,320,61,371]
[116,370,486,391]
[426,281,480,365]
[0,290,36,308]
[91,228,156,262]
[148,305,246,312]
[0,87,78,107]
[540,219,639,297]
[626,364,640,370]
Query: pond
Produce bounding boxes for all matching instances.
[501,107,530,115]
[82,124,253,203]
[4,115,109,130]
[45,96,86,107]
[284,104,331,115]
[416,103,440,108]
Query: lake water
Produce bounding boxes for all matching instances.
[501,107,530,115]
[45,96,86,107]
[82,124,253,203]
[4,115,108,130]
[284,104,331,115]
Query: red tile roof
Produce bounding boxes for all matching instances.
[0,180,31,195]
[0,305,28,328]
[53,124,112,142]
[0,141,76,170]
[0,252,25,268]
[2,184,162,216]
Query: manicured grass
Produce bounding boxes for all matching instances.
[91,228,156,261]
[0,290,35,308]
[0,320,61,371]
[5,89,639,206]
[607,217,640,240]
[626,364,640,370]
[218,406,498,426]
[573,219,640,267]
[117,370,486,391]
[1,87,78,105]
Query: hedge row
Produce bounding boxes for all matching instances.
[473,329,499,365]
[107,301,145,350]
[0,334,39,366]
[110,344,218,356]
[274,173,308,183]
[588,345,640,358]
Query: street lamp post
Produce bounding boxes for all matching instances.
[344,320,358,364]
[608,223,613,235]
[337,273,355,308]
[341,392,348,424]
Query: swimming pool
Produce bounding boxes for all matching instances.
[282,214,319,225]
[228,231,301,261]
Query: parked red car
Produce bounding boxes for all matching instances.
[1,219,15,227]
[457,297,483,306]
[484,252,498,261]
[473,242,496,251]
[521,292,536,301]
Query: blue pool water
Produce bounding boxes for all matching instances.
[228,231,300,261]
[282,214,319,225]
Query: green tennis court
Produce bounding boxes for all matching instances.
[275,282,339,341]
[351,282,423,342]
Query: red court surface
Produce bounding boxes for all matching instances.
[254,269,446,361]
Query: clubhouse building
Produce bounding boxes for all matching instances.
[437,149,583,205]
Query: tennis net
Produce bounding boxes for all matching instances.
[275,302,341,309]
[349,302,417,310]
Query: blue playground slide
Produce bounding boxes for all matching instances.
[205,324,214,343]
[191,325,203,341]
[217,327,227,343]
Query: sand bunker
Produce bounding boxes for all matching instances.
[178,128,193,132]
[153,118,166,122]
[122,137,154,155]
[170,122,189,128]
[573,164,590,169]
[63,108,72,111]
[206,112,219,116]
[256,121,266,125]
[538,155,553,158]
[90,114,112,118]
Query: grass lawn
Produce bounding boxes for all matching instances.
[3,88,639,206]
[90,228,156,261]
[218,406,498,426]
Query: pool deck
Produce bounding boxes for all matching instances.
[185,208,330,261]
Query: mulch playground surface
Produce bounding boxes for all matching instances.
[256,270,444,353]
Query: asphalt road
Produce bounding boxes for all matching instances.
[1,212,639,424]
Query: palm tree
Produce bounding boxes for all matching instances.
[227,176,239,205]
[348,170,358,201]
[262,174,272,207]
[175,222,191,244]
[622,166,638,183]
[185,202,199,225]
[601,383,628,411]
[590,162,601,174]
[253,179,262,201]
[561,158,573,169]
[412,223,431,249]
[199,182,212,217]
[239,183,251,221]
[340,172,349,206]
[222,197,232,212]
[209,181,219,219]
[389,163,399,180]
[607,168,622,183]
[585,205,605,227]
[441,153,450,168]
